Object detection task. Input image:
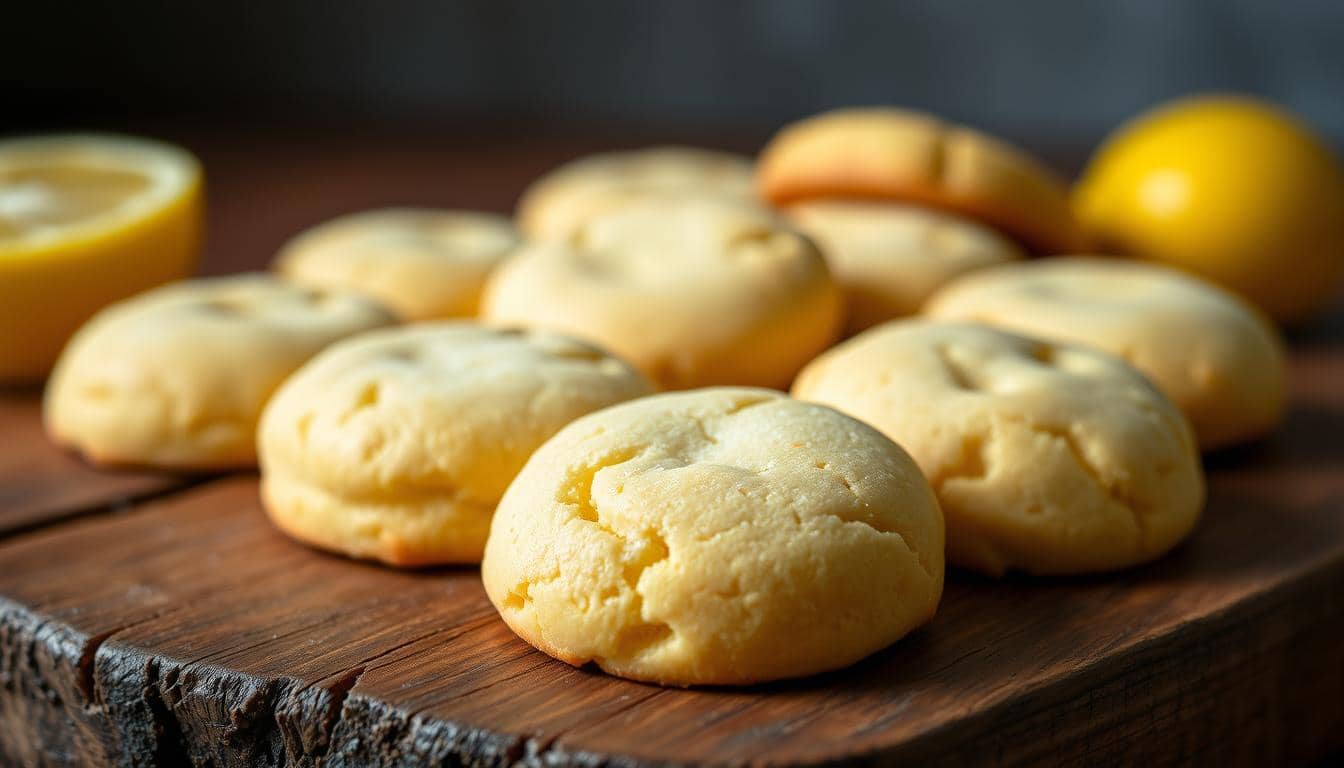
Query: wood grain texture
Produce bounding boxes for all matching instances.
[0,340,1341,767]
[0,390,193,537]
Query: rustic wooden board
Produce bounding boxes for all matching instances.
[1,339,1342,767]
[0,389,194,537]
[2,131,1342,765]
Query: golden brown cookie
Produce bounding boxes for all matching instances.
[516,146,755,240]
[44,274,394,469]
[275,209,519,321]
[924,258,1287,449]
[258,323,651,565]
[786,200,1023,332]
[482,387,944,686]
[793,321,1204,576]
[757,108,1088,253]
[483,196,841,390]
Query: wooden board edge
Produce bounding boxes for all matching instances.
[0,475,216,542]
[875,555,1344,766]
[4,536,1343,766]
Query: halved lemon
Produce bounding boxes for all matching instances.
[1,134,202,382]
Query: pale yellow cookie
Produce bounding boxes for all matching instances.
[757,108,1088,253]
[482,196,841,390]
[924,258,1287,449]
[793,321,1204,577]
[44,274,394,469]
[258,323,651,566]
[516,146,755,240]
[482,387,943,686]
[786,200,1023,333]
[274,209,519,321]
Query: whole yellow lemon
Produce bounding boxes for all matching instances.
[1075,95,1344,324]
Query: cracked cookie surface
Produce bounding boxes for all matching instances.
[793,321,1204,576]
[44,274,394,469]
[481,387,944,686]
[258,322,652,566]
[483,196,842,390]
[924,258,1287,449]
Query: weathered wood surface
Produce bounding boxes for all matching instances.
[0,390,192,538]
[0,131,1341,766]
[0,338,1341,767]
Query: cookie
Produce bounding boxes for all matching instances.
[786,200,1023,333]
[257,323,652,566]
[482,196,842,390]
[481,387,943,686]
[516,146,755,240]
[924,258,1287,449]
[274,209,520,321]
[793,321,1204,576]
[756,108,1088,253]
[44,274,394,469]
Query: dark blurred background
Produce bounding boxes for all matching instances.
[8,0,1344,144]
[7,0,1344,271]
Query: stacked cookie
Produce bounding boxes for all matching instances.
[41,107,1294,690]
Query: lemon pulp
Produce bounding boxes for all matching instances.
[0,134,202,381]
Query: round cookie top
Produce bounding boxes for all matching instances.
[481,387,944,686]
[786,200,1023,332]
[516,146,755,240]
[44,274,394,468]
[756,108,1088,254]
[924,257,1287,450]
[793,321,1204,576]
[483,196,841,390]
[274,208,520,321]
[259,322,653,516]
